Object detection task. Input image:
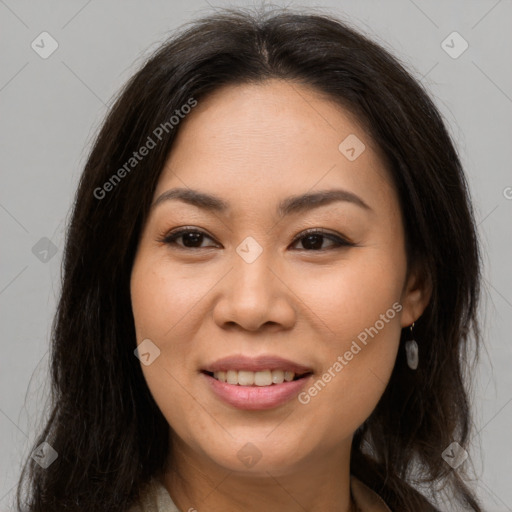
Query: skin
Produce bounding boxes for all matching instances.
[130,79,431,512]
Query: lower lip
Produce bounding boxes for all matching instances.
[201,372,312,410]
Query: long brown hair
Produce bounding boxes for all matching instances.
[16,7,483,511]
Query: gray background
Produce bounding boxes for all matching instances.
[0,0,511,510]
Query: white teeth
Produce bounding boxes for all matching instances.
[271,369,285,384]
[212,369,299,386]
[254,370,272,386]
[238,370,254,386]
[215,370,227,382]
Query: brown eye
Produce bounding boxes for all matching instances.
[161,228,218,249]
[291,229,354,251]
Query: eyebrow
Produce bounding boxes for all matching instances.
[151,187,372,217]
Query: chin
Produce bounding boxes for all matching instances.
[194,434,310,476]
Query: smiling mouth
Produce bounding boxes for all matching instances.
[201,369,312,386]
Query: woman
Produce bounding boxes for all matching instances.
[16,7,483,511]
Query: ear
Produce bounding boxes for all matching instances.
[400,262,432,327]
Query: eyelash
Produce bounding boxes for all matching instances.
[158,226,355,252]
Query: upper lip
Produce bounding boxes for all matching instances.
[202,355,313,375]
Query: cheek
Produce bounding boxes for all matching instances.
[130,258,207,441]
[130,258,196,393]
[291,249,404,435]
[296,289,402,443]
[130,255,207,340]
[293,246,405,341]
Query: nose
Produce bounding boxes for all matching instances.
[212,246,297,332]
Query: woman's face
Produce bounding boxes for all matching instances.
[130,79,428,476]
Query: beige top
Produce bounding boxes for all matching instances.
[128,474,392,512]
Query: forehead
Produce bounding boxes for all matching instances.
[153,79,396,217]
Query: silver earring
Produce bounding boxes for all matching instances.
[405,322,419,370]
